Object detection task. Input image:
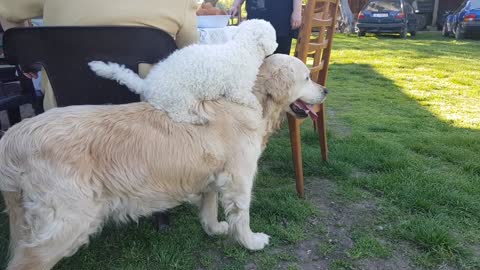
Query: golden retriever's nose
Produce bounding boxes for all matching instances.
[323,88,329,95]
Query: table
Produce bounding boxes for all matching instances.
[33,18,237,45]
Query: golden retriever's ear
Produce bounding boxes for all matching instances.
[264,65,295,102]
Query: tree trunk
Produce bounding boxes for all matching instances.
[339,0,355,33]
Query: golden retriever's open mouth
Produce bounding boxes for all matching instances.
[290,100,318,120]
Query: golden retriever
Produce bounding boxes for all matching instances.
[0,54,328,270]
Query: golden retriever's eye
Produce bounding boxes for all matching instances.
[305,77,310,81]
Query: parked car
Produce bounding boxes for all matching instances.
[357,0,417,37]
[442,0,480,39]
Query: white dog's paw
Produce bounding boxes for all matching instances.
[189,115,209,125]
[169,112,209,125]
[208,221,229,235]
[250,99,262,111]
[244,232,270,251]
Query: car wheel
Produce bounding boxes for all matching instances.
[358,30,366,37]
[442,23,450,37]
[410,31,416,37]
[455,24,464,40]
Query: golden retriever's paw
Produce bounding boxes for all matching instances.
[245,232,270,251]
[210,221,229,235]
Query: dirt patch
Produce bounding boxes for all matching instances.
[326,108,352,139]
[273,177,418,270]
[350,168,370,179]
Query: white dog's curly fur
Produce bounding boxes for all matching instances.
[89,19,278,124]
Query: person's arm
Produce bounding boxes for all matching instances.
[0,18,30,30]
[176,0,199,48]
[291,0,303,29]
[0,0,44,29]
[228,0,245,16]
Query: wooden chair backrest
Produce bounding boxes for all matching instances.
[295,0,340,86]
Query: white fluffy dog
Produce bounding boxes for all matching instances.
[89,19,278,124]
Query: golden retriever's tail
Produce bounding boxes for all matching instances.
[88,61,146,95]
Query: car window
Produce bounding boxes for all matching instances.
[365,0,402,12]
[468,0,480,9]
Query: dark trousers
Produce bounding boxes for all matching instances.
[275,35,293,55]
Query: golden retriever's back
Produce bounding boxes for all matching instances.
[0,102,263,197]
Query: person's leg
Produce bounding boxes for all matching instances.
[274,36,293,55]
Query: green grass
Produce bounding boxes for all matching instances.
[318,241,336,257]
[325,32,480,268]
[1,32,479,269]
[348,232,391,259]
[331,259,354,270]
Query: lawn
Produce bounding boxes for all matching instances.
[1,32,479,269]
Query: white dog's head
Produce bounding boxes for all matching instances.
[234,19,278,57]
[255,54,328,120]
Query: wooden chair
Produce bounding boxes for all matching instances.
[290,0,340,197]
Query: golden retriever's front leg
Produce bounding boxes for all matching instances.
[200,191,228,235]
[220,170,270,251]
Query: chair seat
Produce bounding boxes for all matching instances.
[0,65,17,82]
[0,81,22,97]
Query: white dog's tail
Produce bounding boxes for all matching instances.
[88,61,146,94]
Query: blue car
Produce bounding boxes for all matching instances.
[442,0,480,39]
[356,0,417,38]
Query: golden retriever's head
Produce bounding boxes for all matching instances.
[254,54,328,120]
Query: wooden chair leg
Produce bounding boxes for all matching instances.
[317,103,328,161]
[287,114,305,198]
[7,107,21,126]
[32,95,45,115]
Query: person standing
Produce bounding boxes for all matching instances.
[229,0,303,55]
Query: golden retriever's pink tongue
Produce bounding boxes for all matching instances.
[295,100,318,120]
